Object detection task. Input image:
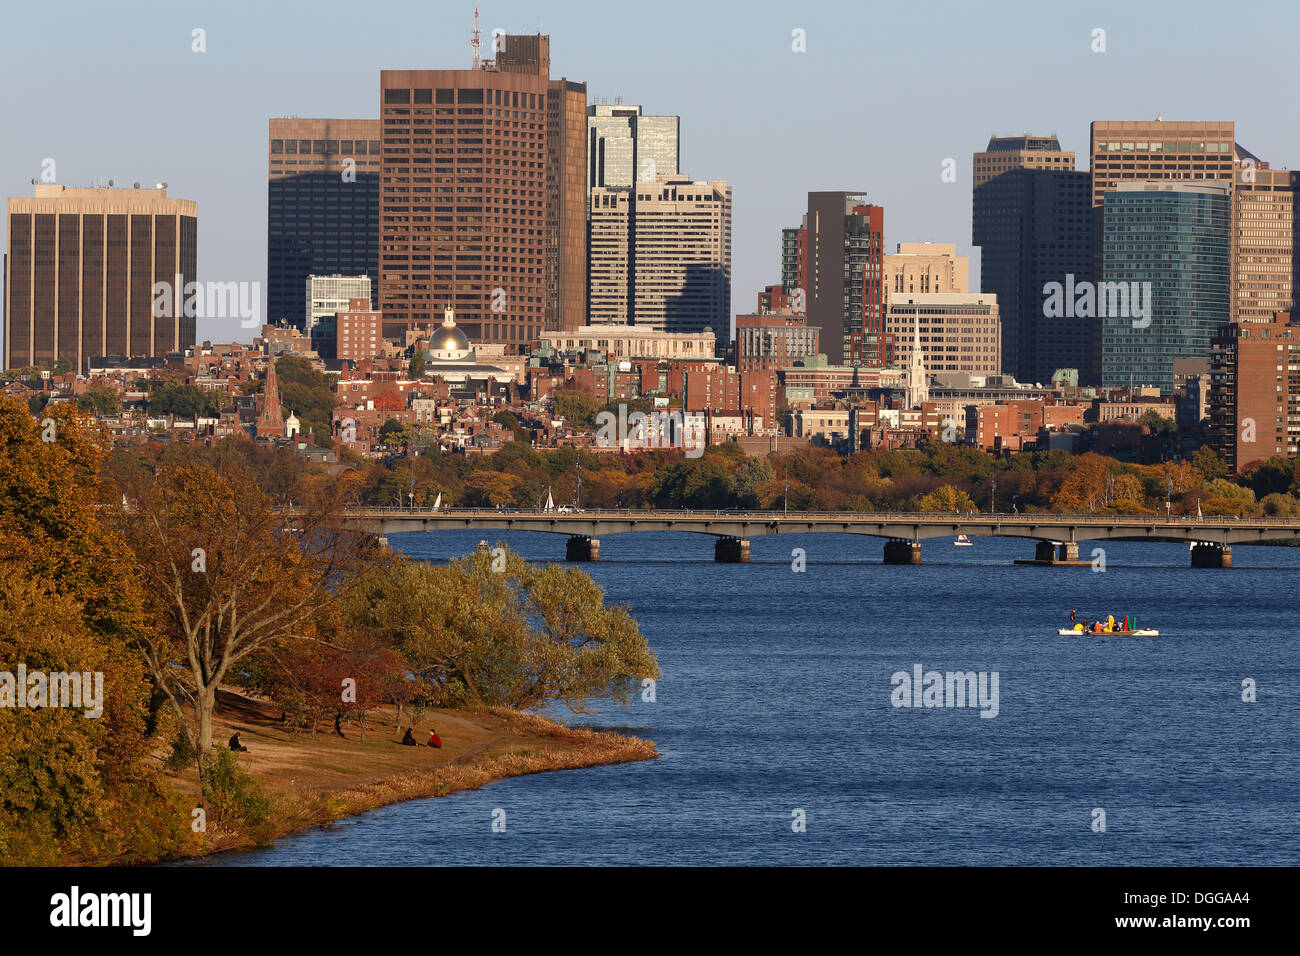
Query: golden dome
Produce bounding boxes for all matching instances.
[429,325,470,353]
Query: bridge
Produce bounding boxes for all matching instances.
[334,507,1300,568]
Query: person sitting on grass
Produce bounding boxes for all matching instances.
[427,728,443,749]
[401,727,417,746]
[228,732,248,752]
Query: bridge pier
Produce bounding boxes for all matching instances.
[565,535,600,562]
[1017,540,1088,567]
[714,537,750,563]
[1191,543,1231,568]
[883,539,922,565]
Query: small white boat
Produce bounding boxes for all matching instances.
[954,534,973,547]
[1057,628,1159,637]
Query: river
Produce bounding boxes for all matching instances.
[192,529,1300,866]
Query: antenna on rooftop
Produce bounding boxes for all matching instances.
[471,2,482,70]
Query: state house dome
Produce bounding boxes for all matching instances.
[426,304,473,362]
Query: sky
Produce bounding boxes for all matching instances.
[3,0,1299,346]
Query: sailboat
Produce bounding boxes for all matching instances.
[433,491,442,511]
[954,534,973,547]
[544,488,555,511]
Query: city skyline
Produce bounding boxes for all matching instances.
[4,0,1298,347]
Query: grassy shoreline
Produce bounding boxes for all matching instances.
[135,694,658,865]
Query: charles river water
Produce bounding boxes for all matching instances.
[193,530,1298,866]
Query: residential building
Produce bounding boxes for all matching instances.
[335,297,387,362]
[802,192,885,367]
[885,293,1002,377]
[735,310,820,372]
[1209,314,1300,472]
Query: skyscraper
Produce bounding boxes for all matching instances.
[1089,120,1237,209]
[1209,315,1300,472]
[780,225,805,295]
[1232,167,1299,324]
[1100,181,1231,392]
[973,134,1076,188]
[972,135,1093,384]
[5,184,196,371]
[267,118,381,327]
[378,32,586,344]
[629,176,731,333]
[588,186,632,325]
[587,102,680,193]
[803,192,885,366]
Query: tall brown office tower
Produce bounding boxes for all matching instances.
[5,184,196,371]
[803,192,885,366]
[1232,167,1299,324]
[378,33,586,345]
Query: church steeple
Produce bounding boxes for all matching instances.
[256,349,285,438]
[906,304,929,408]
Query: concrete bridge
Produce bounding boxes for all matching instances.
[334,507,1300,568]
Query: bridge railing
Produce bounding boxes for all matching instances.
[332,506,1300,527]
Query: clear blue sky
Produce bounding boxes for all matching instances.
[3,0,1298,345]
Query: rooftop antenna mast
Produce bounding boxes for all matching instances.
[471,2,482,69]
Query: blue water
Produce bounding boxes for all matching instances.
[194,531,1300,866]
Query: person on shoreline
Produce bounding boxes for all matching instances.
[427,729,443,749]
[401,727,416,746]
[229,732,248,752]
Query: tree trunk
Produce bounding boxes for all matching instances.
[197,685,217,753]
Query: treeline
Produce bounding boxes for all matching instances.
[0,398,657,864]
[326,436,1300,517]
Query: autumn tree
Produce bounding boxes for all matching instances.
[917,483,976,513]
[0,396,185,862]
[114,455,370,771]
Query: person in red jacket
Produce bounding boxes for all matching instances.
[427,729,443,749]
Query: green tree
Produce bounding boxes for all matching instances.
[1242,454,1293,499]
[409,350,426,378]
[552,389,603,432]
[379,418,408,445]
[77,383,122,416]
[1191,445,1228,482]
[1138,409,1176,434]
[344,549,659,713]
[275,356,337,441]
[150,381,219,418]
